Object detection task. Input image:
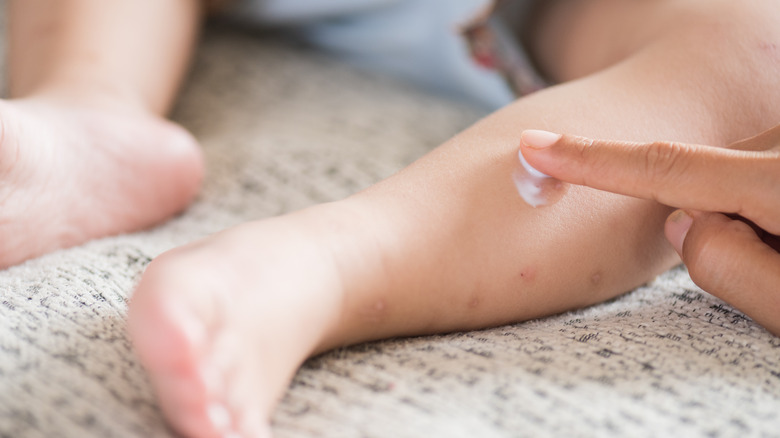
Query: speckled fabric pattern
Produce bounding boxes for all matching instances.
[1,21,779,438]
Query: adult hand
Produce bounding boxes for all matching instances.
[519,126,780,335]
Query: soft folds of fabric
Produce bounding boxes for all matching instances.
[225,0,535,109]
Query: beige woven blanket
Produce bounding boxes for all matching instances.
[1,23,778,438]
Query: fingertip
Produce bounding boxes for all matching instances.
[665,209,694,256]
[517,146,551,179]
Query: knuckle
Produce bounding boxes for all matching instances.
[642,141,687,179]
[684,218,748,297]
[685,237,729,296]
[572,136,596,159]
[744,152,780,234]
[567,136,600,186]
[640,141,691,199]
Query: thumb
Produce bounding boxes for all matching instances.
[665,210,780,335]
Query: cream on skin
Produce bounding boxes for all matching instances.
[513,146,566,207]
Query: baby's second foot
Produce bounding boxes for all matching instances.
[128,209,354,437]
[0,98,203,267]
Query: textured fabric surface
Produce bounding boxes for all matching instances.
[1,22,780,438]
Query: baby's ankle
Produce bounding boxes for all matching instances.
[288,200,402,351]
[17,75,152,117]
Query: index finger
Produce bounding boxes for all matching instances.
[518,129,780,234]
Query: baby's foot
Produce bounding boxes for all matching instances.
[128,208,356,437]
[0,98,203,267]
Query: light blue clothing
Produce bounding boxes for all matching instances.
[227,0,542,110]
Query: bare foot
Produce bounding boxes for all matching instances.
[0,97,203,267]
[128,206,359,437]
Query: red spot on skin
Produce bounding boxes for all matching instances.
[518,266,537,283]
[591,271,603,286]
[468,296,481,309]
[361,298,387,322]
[758,41,780,62]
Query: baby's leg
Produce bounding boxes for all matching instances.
[0,0,206,267]
[129,1,780,436]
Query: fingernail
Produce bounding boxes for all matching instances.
[666,209,693,255]
[521,130,562,149]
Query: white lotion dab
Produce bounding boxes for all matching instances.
[513,148,566,207]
